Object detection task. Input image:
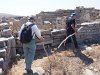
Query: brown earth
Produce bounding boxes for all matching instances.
[7,44,100,75]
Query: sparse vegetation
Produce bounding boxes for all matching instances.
[6,45,100,75]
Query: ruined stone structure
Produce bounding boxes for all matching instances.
[36,9,74,25]
[36,22,100,49]
[0,20,99,74]
[3,6,99,32]
[36,9,74,29]
[8,17,27,34]
[0,22,16,74]
[76,22,100,44]
[35,6,100,30]
[0,6,100,74]
[75,6,100,23]
[14,22,100,56]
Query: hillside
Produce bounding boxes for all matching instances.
[0,13,19,18]
[7,44,100,75]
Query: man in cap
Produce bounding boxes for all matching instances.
[65,13,79,50]
[19,16,44,74]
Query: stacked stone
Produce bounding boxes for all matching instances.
[36,30,53,50]
[0,38,7,74]
[0,58,4,74]
[7,36,16,59]
[15,29,66,51]
[51,29,66,47]
[15,22,100,50]
[76,22,100,43]
[1,29,12,37]
[0,36,16,74]
[0,22,16,73]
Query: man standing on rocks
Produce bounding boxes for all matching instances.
[65,13,94,64]
[19,16,44,74]
[65,13,79,51]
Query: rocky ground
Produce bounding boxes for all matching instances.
[6,43,100,75]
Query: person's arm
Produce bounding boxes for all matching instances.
[33,25,44,42]
[71,19,76,32]
[18,24,25,40]
[71,24,76,32]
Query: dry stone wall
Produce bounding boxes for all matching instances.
[16,22,100,51]
[36,29,66,48]
[76,22,100,43]
[0,22,16,74]
[0,21,99,74]
[36,22,100,48]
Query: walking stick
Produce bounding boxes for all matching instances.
[57,33,76,49]
[57,26,83,49]
[42,43,52,75]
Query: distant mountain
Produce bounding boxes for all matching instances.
[0,13,19,18]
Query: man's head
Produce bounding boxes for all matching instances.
[70,13,76,19]
[28,16,35,22]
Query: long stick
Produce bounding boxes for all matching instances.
[42,43,51,75]
[43,43,51,62]
[57,33,75,49]
[57,26,83,49]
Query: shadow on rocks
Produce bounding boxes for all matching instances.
[74,51,94,65]
[23,72,40,75]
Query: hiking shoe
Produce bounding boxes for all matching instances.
[73,49,81,57]
[25,69,33,74]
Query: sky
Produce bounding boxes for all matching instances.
[0,0,99,16]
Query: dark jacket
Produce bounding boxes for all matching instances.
[66,17,75,33]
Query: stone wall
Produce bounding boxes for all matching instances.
[36,10,74,27]
[75,6,100,23]
[35,6,100,28]
[0,21,98,74]
[5,6,100,32]
[0,22,16,74]
[36,22,100,48]
[16,22,100,51]
[76,22,100,43]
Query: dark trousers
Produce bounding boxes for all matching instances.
[66,30,78,48]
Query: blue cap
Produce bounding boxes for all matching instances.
[28,16,35,20]
[70,13,76,17]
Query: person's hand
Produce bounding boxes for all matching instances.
[39,37,45,45]
[39,36,44,42]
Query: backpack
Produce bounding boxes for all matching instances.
[20,24,34,43]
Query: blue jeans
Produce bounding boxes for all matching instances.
[23,39,36,70]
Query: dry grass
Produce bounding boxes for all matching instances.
[7,59,26,75]
[42,50,83,75]
[7,45,100,75]
[42,45,100,75]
